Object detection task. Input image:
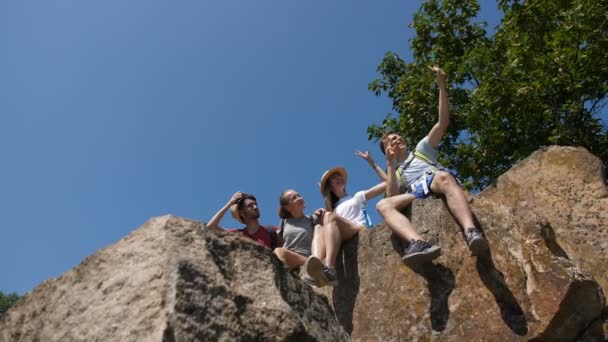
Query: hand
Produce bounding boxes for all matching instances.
[355,150,374,164]
[385,146,397,167]
[314,208,326,218]
[228,192,244,206]
[429,65,447,85]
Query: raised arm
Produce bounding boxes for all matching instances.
[363,181,386,201]
[206,192,243,232]
[426,66,449,149]
[385,145,399,197]
[355,150,387,181]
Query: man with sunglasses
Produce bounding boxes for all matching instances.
[207,192,279,249]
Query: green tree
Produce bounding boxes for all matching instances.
[368,0,608,190]
[0,290,20,316]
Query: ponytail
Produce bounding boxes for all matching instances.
[278,189,293,219]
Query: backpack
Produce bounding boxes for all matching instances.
[396,149,439,192]
[264,225,279,249]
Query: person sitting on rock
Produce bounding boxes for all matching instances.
[274,189,359,287]
[319,166,385,230]
[372,66,488,268]
[206,192,279,250]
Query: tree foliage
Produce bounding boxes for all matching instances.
[368,0,608,190]
[0,290,20,316]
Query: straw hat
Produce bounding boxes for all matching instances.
[319,167,347,195]
[230,203,245,224]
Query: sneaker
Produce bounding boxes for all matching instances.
[465,228,489,256]
[303,256,327,287]
[322,265,339,287]
[401,240,441,267]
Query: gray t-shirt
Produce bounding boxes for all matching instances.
[279,214,319,257]
[396,136,441,191]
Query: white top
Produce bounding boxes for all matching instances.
[335,190,367,226]
[396,136,441,189]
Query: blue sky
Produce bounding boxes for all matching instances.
[0,1,509,294]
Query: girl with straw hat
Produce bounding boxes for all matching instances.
[319,166,385,229]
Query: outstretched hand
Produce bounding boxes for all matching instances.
[429,65,447,85]
[355,150,374,164]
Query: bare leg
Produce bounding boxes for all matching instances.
[311,225,326,262]
[429,171,475,230]
[322,212,360,269]
[376,193,420,242]
[273,248,307,269]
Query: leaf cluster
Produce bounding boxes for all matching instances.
[0,290,20,316]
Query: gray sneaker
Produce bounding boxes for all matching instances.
[322,265,338,287]
[401,240,441,267]
[465,228,489,256]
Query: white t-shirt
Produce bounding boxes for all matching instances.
[335,191,367,226]
[396,136,441,190]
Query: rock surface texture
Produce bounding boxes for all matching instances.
[2,146,606,341]
[320,146,607,341]
[0,216,349,342]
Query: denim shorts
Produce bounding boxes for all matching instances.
[410,169,458,199]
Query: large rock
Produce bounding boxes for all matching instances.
[322,146,607,341]
[0,216,349,341]
[2,146,606,341]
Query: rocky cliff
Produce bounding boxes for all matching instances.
[0,217,349,341]
[1,146,606,341]
[322,146,607,341]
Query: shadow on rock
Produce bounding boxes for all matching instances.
[411,263,455,332]
[391,233,455,332]
[332,234,360,335]
[476,250,528,336]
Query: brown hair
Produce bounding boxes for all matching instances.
[278,189,294,219]
[323,186,342,212]
[234,194,256,221]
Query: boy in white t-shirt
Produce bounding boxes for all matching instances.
[364,66,488,268]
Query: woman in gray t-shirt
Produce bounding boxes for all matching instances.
[274,188,355,287]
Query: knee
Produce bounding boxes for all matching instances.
[376,198,391,216]
[323,211,336,224]
[434,171,456,189]
[273,247,286,258]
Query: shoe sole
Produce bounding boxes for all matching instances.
[402,245,441,268]
[301,274,318,286]
[305,256,328,286]
[468,236,489,256]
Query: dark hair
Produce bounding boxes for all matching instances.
[323,189,340,212]
[236,194,257,211]
[278,189,294,219]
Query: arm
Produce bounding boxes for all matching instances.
[363,181,386,201]
[426,66,449,149]
[355,150,387,181]
[385,145,399,197]
[206,192,243,232]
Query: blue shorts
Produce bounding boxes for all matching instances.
[410,169,458,199]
